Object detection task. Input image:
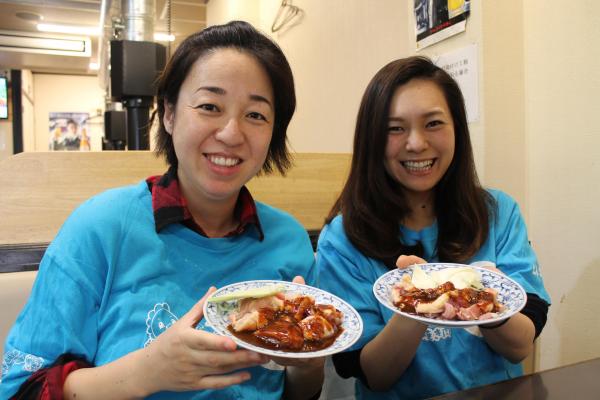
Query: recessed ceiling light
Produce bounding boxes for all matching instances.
[15,11,43,22]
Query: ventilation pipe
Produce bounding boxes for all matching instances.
[122,0,155,41]
[106,0,165,151]
[121,0,154,150]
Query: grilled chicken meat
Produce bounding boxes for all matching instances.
[228,293,344,350]
[253,315,305,350]
[392,281,504,321]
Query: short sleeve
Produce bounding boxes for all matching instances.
[316,220,386,350]
[1,200,111,398]
[490,190,551,304]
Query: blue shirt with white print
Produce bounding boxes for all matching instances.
[1,181,316,399]
[316,189,550,400]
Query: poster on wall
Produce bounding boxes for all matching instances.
[0,76,8,120]
[434,44,479,123]
[49,112,91,151]
[414,0,470,50]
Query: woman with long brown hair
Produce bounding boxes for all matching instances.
[317,56,550,399]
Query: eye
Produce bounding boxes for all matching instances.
[196,103,219,112]
[426,120,444,128]
[247,111,269,122]
[388,125,405,134]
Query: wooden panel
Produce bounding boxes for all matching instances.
[0,151,350,245]
[248,153,350,231]
[0,151,166,245]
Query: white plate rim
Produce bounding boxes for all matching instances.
[203,280,364,358]
[372,263,528,328]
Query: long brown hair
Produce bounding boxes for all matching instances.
[327,56,494,267]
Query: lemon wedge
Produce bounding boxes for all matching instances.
[207,284,286,303]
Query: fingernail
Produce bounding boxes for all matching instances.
[223,341,236,351]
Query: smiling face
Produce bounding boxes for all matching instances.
[384,78,455,202]
[163,48,274,205]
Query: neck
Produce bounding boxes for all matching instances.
[402,191,436,231]
[180,186,239,238]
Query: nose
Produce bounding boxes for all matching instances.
[215,117,244,146]
[405,128,428,153]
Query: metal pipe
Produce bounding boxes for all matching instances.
[122,0,155,41]
[98,0,112,93]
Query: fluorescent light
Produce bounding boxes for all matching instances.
[37,23,174,42]
[0,30,91,57]
[37,23,100,36]
[154,33,175,42]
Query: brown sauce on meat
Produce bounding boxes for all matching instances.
[394,281,501,317]
[228,324,343,353]
[396,282,456,313]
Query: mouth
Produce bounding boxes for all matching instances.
[401,159,435,172]
[205,154,242,167]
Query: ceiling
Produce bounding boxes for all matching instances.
[0,0,208,75]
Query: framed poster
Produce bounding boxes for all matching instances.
[415,0,470,50]
[0,76,8,120]
[49,112,90,151]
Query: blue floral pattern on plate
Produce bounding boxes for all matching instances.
[373,263,527,328]
[203,280,363,358]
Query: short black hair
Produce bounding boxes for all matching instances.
[154,20,295,175]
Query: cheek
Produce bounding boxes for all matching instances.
[384,136,403,160]
[256,131,274,157]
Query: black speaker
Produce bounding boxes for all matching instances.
[104,110,127,141]
[110,40,167,99]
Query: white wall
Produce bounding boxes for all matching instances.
[0,68,11,160]
[208,0,410,153]
[21,70,35,153]
[523,1,600,370]
[0,120,11,161]
[32,74,104,151]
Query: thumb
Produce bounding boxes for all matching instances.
[180,286,217,327]
[396,255,427,269]
[292,275,306,285]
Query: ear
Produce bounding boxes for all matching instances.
[163,99,174,135]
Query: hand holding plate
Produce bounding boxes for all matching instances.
[137,287,268,394]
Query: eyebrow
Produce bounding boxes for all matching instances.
[388,109,447,121]
[196,86,273,108]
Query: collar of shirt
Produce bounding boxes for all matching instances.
[145,167,264,241]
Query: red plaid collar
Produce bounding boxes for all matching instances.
[146,167,264,240]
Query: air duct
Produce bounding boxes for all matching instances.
[105,0,165,151]
[122,0,155,41]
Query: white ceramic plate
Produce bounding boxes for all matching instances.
[203,280,363,358]
[373,263,527,328]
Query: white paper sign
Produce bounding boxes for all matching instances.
[434,44,479,123]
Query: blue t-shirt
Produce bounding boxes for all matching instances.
[1,181,316,400]
[316,189,550,400]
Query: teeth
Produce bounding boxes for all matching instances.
[402,160,434,170]
[207,155,240,167]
